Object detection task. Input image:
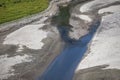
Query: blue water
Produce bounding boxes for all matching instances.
[38,21,100,80]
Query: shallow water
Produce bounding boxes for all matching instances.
[38,21,100,80]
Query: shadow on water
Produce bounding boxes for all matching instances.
[38,21,100,80]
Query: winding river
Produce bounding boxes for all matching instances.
[38,20,100,80]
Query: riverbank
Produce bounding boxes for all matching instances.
[0,0,72,80]
[0,16,66,80]
[74,0,120,80]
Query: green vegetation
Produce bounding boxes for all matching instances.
[52,5,71,26]
[0,0,49,24]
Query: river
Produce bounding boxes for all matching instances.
[38,20,100,80]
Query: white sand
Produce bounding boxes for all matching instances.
[0,54,32,80]
[76,12,120,71]
[3,24,48,52]
[80,0,120,12]
[98,5,120,14]
[78,15,92,22]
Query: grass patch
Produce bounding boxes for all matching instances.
[0,0,49,24]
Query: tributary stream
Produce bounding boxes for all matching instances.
[38,20,100,80]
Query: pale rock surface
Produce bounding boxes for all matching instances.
[76,12,120,71]
[3,24,48,52]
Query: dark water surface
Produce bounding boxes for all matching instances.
[38,21,100,80]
